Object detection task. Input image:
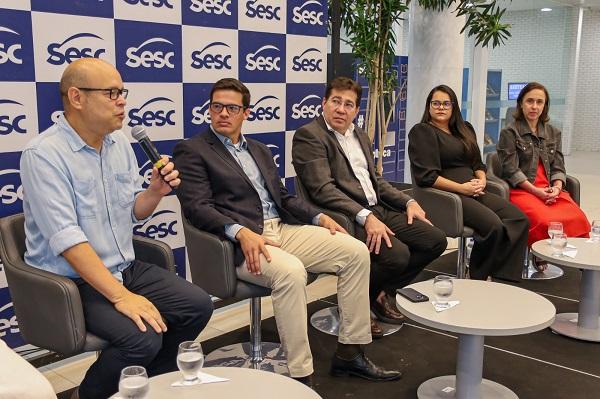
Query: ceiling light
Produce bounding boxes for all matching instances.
[541,7,552,12]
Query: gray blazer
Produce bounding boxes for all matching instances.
[292,115,412,219]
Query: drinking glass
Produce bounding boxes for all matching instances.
[177,341,204,385]
[548,222,563,240]
[551,233,567,257]
[590,220,600,243]
[433,275,453,308]
[118,366,149,399]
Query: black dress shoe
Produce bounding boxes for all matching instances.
[292,374,315,390]
[371,298,405,325]
[330,352,402,381]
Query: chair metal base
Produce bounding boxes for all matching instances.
[310,306,402,337]
[522,261,564,280]
[204,342,289,375]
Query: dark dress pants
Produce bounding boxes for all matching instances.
[355,205,448,302]
[461,192,529,281]
[76,260,213,399]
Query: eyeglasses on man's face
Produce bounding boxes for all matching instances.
[328,97,357,112]
[430,100,453,110]
[77,87,129,100]
[209,102,246,115]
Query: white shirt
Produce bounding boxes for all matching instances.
[323,118,377,225]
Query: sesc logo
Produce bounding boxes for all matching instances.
[190,99,211,126]
[190,0,233,15]
[0,302,19,339]
[191,42,232,70]
[51,110,63,124]
[126,37,175,69]
[292,0,325,25]
[292,48,323,72]
[248,95,281,122]
[239,32,285,83]
[35,82,63,132]
[0,99,26,135]
[116,20,181,82]
[245,0,281,21]
[184,0,237,29]
[266,144,280,167]
[245,45,280,72]
[128,97,176,128]
[123,0,174,8]
[291,94,321,120]
[0,169,23,206]
[134,209,178,240]
[0,10,35,81]
[0,27,22,65]
[46,33,106,66]
[286,83,324,130]
[250,131,285,175]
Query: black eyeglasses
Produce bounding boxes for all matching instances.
[209,102,246,115]
[430,100,453,110]
[78,87,129,100]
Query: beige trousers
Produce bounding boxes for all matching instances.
[236,219,372,377]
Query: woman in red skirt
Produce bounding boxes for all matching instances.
[497,82,590,270]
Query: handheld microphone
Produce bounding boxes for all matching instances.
[130,126,166,171]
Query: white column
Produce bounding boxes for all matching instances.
[404,4,466,182]
[470,44,489,153]
[563,7,584,156]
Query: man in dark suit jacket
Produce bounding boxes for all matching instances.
[174,78,401,386]
[293,77,447,331]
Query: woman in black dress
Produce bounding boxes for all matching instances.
[408,85,529,281]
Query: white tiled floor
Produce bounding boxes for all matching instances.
[41,151,600,394]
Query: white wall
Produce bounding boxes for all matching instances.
[487,7,575,132]
[572,9,600,152]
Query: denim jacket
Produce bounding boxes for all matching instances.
[497,119,566,188]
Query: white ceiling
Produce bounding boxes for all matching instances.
[498,0,600,11]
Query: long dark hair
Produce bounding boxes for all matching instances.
[420,85,479,162]
[513,82,550,123]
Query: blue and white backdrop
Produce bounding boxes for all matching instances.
[0,0,328,350]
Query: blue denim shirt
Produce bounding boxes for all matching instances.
[20,113,145,280]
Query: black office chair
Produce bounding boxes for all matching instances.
[0,213,175,357]
[182,217,318,375]
[410,178,506,279]
[294,177,402,337]
[486,152,581,280]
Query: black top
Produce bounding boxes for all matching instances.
[408,122,486,187]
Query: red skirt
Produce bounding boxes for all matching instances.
[509,160,590,246]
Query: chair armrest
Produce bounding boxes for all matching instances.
[2,262,86,356]
[132,235,175,273]
[182,218,236,299]
[566,175,580,206]
[412,185,464,238]
[485,177,510,200]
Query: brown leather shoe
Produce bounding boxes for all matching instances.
[371,297,405,325]
[533,256,549,272]
[371,318,384,339]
